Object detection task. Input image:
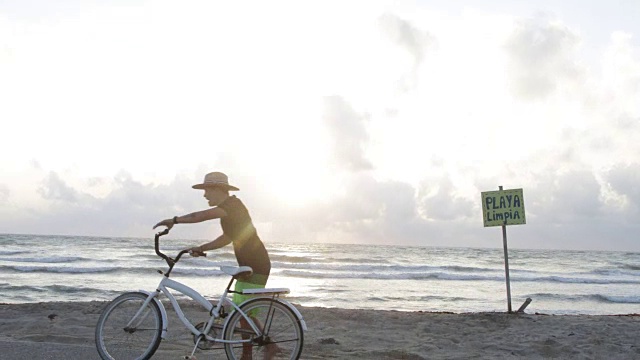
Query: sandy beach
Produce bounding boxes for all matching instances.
[0,300,638,359]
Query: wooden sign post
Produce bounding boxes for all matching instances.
[481,186,529,313]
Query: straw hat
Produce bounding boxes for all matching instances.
[192,172,239,191]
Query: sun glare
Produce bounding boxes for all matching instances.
[231,98,333,208]
[257,135,331,208]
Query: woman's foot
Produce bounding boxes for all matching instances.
[263,342,283,360]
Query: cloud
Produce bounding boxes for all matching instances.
[607,163,640,216]
[5,170,212,238]
[377,13,435,91]
[251,170,429,245]
[499,166,639,250]
[336,175,417,222]
[3,2,640,252]
[418,176,475,221]
[303,174,426,244]
[541,170,604,221]
[5,162,639,250]
[322,95,373,172]
[38,171,80,202]
[505,15,585,99]
[378,13,434,67]
[264,172,484,247]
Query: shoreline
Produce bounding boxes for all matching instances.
[1,301,638,359]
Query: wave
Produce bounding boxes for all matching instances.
[124,251,238,262]
[4,261,635,285]
[590,268,640,277]
[0,264,121,274]
[276,269,640,284]
[0,250,29,256]
[0,262,232,275]
[0,283,122,302]
[0,282,104,294]
[446,265,498,273]
[527,293,640,304]
[361,294,473,303]
[269,254,316,263]
[172,267,228,277]
[278,269,505,281]
[620,264,640,271]
[272,262,500,274]
[0,256,85,264]
[0,263,165,274]
[269,252,396,265]
[529,275,640,285]
[591,294,640,304]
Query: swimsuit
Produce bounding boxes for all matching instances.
[217,195,271,304]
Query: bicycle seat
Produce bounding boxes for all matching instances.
[220,266,253,278]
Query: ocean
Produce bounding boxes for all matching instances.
[1,233,638,315]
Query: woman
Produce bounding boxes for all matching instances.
[153,171,271,306]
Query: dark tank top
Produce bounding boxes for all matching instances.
[217,196,270,276]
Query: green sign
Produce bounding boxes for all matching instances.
[481,188,526,227]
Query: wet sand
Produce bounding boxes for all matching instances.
[0,301,638,359]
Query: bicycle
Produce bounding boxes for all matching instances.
[95,228,306,360]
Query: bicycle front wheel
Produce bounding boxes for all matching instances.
[95,292,163,360]
[223,298,304,360]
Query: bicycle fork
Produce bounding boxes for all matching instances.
[135,290,169,338]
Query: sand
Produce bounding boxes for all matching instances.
[0,300,638,359]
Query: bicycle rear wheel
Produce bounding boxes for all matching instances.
[223,298,304,360]
[95,292,163,360]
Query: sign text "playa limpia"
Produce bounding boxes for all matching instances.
[481,188,526,227]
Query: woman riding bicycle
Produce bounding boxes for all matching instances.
[153,171,271,309]
[154,171,274,358]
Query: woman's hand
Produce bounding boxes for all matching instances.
[153,219,174,230]
[188,246,206,257]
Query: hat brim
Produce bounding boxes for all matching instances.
[192,183,239,191]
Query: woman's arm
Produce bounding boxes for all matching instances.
[153,207,228,229]
[175,207,227,224]
[192,233,232,253]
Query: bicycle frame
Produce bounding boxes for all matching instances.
[151,275,263,344]
[128,228,305,350]
[97,229,306,360]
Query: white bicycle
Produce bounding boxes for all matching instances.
[95,228,306,360]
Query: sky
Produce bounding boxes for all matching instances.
[1,0,639,251]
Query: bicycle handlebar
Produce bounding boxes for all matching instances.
[154,228,171,263]
[154,228,206,274]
